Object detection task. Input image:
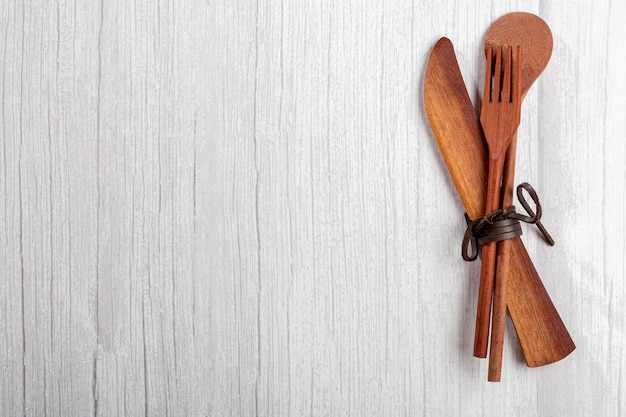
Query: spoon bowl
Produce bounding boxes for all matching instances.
[485,12,553,97]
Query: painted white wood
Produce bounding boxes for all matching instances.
[0,0,623,415]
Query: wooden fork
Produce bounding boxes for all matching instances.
[473,46,523,377]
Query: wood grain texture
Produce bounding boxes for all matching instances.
[0,0,623,416]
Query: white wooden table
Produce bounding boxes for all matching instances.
[1,1,624,416]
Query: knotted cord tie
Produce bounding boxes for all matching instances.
[461,182,555,261]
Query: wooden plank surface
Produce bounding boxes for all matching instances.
[0,1,624,416]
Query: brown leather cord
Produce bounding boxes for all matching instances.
[461,182,554,261]
[510,182,555,246]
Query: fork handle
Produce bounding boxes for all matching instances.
[488,132,518,381]
[473,155,506,358]
[489,238,512,380]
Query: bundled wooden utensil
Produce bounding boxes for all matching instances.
[475,44,523,381]
[423,13,575,381]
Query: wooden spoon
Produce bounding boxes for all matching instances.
[423,37,575,369]
[482,12,557,381]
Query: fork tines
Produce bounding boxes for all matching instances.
[484,45,522,104]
